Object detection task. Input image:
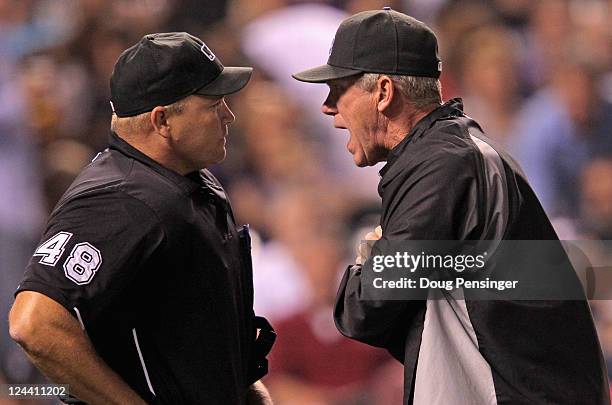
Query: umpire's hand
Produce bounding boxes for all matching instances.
[355,226,382,265]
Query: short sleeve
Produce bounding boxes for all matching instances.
[15,190,165,323]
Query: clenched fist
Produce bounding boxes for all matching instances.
[355,226,382,265]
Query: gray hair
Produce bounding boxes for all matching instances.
[110,98,186,134]
[356,73,442,111]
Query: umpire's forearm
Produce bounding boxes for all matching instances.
[9,292,148,405]
[23,331,146,405]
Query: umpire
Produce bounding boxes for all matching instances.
[9,32,274,405]
[293,8,609,405]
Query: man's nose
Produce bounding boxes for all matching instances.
[321,104,336,116]
[222,101,236,124]
[321,91,338,116]
[322,96,337,116]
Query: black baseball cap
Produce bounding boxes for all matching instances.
[292,8,441,83]
[110,32,253,117]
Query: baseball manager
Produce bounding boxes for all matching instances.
[293,8,609,405]
[9,32,274,405]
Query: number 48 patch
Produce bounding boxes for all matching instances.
[34,232,103,285]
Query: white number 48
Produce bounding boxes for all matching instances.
[33,232,103,285]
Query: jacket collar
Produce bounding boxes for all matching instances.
[108,131,200,195]
[378,98,465,179]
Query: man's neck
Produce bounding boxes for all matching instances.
[384,104,439,150]
[115,130,192,175]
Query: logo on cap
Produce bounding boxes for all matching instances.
[200,43,216,61]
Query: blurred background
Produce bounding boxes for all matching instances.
[0,0,611,404]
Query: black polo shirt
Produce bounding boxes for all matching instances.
[16,132,255,404]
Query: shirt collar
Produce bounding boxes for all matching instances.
[378,98,465,178]
[108,131,200,195]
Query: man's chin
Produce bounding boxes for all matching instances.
[353,153,381,168]
[207,149,227,167]
[353,155,370,167]
[353,150,387,167]
[216,151,227,164]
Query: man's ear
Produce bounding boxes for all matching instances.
[150,106,170,138]
[376,75,395,113]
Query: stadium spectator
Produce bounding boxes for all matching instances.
[513,57,612,217]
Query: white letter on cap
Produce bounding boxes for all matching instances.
[200,44,216,61]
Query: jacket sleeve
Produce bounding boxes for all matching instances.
[334,148,480,359]
[334,264,424,362]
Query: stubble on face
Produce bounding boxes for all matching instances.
[199,96,233,165]
[168,95,233,172]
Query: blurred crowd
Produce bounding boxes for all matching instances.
[0,0,611,404]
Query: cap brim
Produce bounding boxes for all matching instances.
[292,64,362,83]
[196,66,253,96]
